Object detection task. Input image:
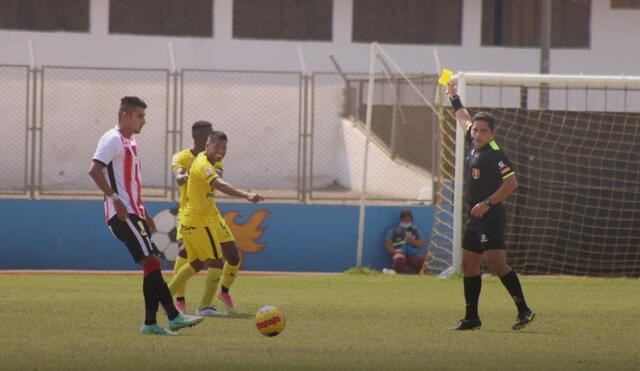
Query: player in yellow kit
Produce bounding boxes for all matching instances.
[169,130,263,316]
[170,121,225,313]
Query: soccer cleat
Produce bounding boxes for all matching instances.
[195,306,228,317]
[140,324,177,336]
[175,299,186,313]
[217,292,237,313]
[449,317,482,331]
[168,313,204,331]
[512,309,535,330]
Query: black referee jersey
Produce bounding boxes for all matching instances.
[464,124,516,219]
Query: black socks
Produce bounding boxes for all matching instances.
[463,275,482,320]
[500,270,529,313]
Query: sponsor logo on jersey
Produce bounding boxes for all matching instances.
[472,168,481,179]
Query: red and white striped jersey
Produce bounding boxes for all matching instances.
[93,127,146,222]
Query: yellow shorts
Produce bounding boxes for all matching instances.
[176,214,183,241]
[181,214,234,262]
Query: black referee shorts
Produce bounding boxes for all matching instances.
[463,215,506,254]
[108,214,159,263]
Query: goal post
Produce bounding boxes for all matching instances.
[443,71,640,277]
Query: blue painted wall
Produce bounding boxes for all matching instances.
[0,199,435,272]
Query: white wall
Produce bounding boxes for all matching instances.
[338,119,433,200]
[1,0,639,75]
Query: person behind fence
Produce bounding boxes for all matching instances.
[384,210,425,274]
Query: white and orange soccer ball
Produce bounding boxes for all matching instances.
[255,305,286,337]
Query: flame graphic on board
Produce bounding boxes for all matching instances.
[223,210,270,268]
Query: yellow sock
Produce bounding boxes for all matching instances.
[199,267,222,309]
[173,255,189,298]
[221,262,240,290]
[168,263,196,296]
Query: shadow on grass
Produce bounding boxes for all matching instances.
[220,312,254,320]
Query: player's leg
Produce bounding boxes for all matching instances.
[449,228,483,330]
[483,221,533,330]
[218,243,239,312]
[139,217,205,331]
[214,217,239,312]
[173,218,189,311]
[109,215,198,334]
[196,225,226,317]
[168,226,204,296]
[196,257,226,317]
[108,215,173,334]
[173,244,188,311]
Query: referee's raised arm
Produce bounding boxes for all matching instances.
[447,82,472,130]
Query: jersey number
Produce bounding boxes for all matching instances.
[137,221,148,236]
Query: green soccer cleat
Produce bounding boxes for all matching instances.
[168,313,204,331]
[140,324,177,336]
[449,317,482,331]
[512,309,535,330]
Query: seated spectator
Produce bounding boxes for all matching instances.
[384,210,425,274]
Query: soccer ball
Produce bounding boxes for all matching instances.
[255,305,286,337]
[152,207,179,263]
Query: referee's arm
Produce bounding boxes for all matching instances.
[447,82,473,130]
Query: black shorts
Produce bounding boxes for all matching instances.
[108,214,159,263]
[463,215,506,254]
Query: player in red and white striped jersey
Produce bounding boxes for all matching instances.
[89,96,203,335]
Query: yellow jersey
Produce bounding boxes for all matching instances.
[171,149,222,218]
[182,152,222,225]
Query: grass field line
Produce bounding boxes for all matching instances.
[0,269,614,279]
[0,269,338,276]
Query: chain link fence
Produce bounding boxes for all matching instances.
[180,70,303,201]
[310,72,437,202]
[39,67,170,197]
[0,65,30,195]
[1,66,438,205]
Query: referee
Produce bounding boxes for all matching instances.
[447,82,534,331]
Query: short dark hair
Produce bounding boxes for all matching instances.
[119,96,147,116]
[399,209,413,221]
[192,121,213,135]
[472,111,496,130]
[208,130,228,142]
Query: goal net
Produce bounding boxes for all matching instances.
[438,72,640,277]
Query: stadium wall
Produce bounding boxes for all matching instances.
[0,1,638,75]
[0,199,435,272]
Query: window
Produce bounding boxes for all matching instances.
[611,0,640,8]
[482,0,591,48]
[352,0,462,44]
[233,0,332,41]
[0,0,89,32]
[109,0,213,37]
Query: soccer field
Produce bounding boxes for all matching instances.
[1,273,638,370]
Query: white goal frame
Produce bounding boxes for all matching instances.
[447,71,640,276]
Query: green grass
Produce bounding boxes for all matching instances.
[1,273,639,370]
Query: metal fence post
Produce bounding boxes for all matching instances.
[300,74,310,203]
